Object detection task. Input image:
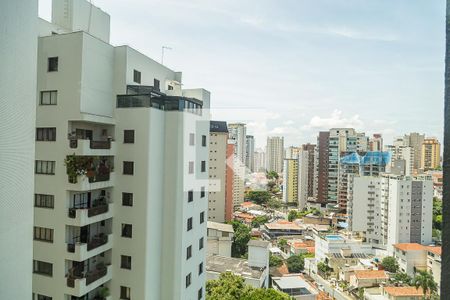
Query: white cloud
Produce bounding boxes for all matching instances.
[303,110,364,130]
[283,120,295,125]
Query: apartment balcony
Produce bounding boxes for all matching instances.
[66,264,112,298]
[69,139,116,156]
[67,172,115,191]
[67,204,113,227]
[66,234,113,262]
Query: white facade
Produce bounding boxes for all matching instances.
[266,136,284,173]
[32,2,209,299]
[232,157,246,207]
[228,123,246,164]
[245,135,255,172]
[207,221,234,257]
[0,1,38,299]
[298,150,310,210]
[254,150,266,172]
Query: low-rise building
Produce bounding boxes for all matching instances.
[207,221,234,257]
[382,286,424,300]
[349,270,388,288]
[426,246,441,294]
[393,243,428,275]
[272,275,319,299]
[261,220,305,240]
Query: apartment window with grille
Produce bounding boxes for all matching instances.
[122,224,132,238]
[124,130,135,143]
[198,262,203,275]
[202,135,207,147]
[201,161,206,172]
[47,57,58,72]
[33,260,53,277]
[37,294,52,300]
[133,69,141,83]
[36,128,56,141]
[122,192,133,206]
[154,78,160,90]
[34,227,53,243]
[35,194,54,208]
[121,255,132,270]
[189,161,194,174]
[188,190,194,203]
[40,90,57,105]
[198,288,203,300]
[187,217,193,231]
[189,133,195,145]
[123,161,134,175]
[200,186,205,198]
[200,212,205,224]
[186,245,192,260]
[186,273,192,288]
[199,237,204,250]
[120,286,131,300]
[35,160,55,175]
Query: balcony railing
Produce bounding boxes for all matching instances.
[68,203,109,219]
[69,139,112,150]
[67,234,108,253]
[67,263,108,287]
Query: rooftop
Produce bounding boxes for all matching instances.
[210,121,228,133]
[426,246,442,256]
[207,221,234,233]
[265,220,302,231]
[383,286,424,297]
[272,275,318,294]
[393,243,426,252]
[206,255,265,280]
[354,270,388,280]
[248,240,270,248]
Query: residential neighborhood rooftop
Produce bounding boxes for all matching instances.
[248,240,270,248]
[393,243,426,251]
[354,270,388,279]
[383,286,424,297]
[207,221,234,233]
[206,255,265,280]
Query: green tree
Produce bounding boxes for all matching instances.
[269,254,283,267]
[246,190,271,205]
[206,272,290,300]
[317,262,332,279]
[266,198,282,210]
[381,256,399,273]
[278,238,288,252]
[266,171,279,180]
[286,255,304,273]
[391,272,412,285]
[412,270,438,299]
[267,181,276,191]
[357,288,365,299]
[433,198,442,231]
[288,210,299,222]
[251,215,269,228]
[230,221,251,258]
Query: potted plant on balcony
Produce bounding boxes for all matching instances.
[96,286,110,300]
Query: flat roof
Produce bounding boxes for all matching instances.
[248,240,270,248]
[206,255,264,280]
[265,221,302,230]
[207,221,234,233]
[354,270,388,279]
[272,276,318,294]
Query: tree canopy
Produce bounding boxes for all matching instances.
[246,190,271,205]
[381,256,399,273]
[206,272,290,300]
[286,254,305,273]
[251,215,269,228]
[269,254,283,267]
[412,270,438,299]
[230,221,251,258]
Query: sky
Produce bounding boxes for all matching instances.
[39,0,446,148]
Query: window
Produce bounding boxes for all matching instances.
[189,161,194,174]
[35,194,54,208]
[123,161,134,175]
[122,192,133,206]
[37,294,52,300]
[122,224,132,238]
[121,255,132,270]
[201,161,206,172]
[186,245,192,260]
[199,237,204,250]
[186,273,192,288]
[33,260,53,276]
[200,187,205,198]
[133,69,141,83]
[198,262,203,275]
[189,133,195,145]
[47,57,58,72]
[202,135,207,147]
[34,227,53,242]
[154,78,160,90]
[124,130,135,143]
[188,190,194,203]
[198,288,203,300]
[187,217,193,231]
[40,91,57,105]
[120,286,131,300]
[200,212,205,224]
[35,160,55,175]
[36,128,56,141]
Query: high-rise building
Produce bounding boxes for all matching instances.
[266,136,284,173]
[301,144,316,200]
[232,155,246,207]
[421,137,441,171]
[348,174,433,252]
[282,159,299,203]
[285,146,301,159]
[0,1,37,299]
[385,139,414,176]
[209,121,233,223]
[369,133,383,151]
[254,150,266,172]
[297,150,310,210]
[316,132,330,203]
[32,2,209,299]
[245,135,255,172]
[228,123,246,164]
[404,132,425,173]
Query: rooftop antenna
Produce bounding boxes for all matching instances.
[161,46,172,65]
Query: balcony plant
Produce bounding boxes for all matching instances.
[64,154,96,183]
[97,286,110,299]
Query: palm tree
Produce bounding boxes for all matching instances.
[412,270,438,300]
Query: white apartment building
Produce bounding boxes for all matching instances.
[254,150,266,172]
[232,157,246,207]
[285,146,301,159]
[33,1,209,300]
[245,135,255,172]
[298,150,310,210]
[385,140,414,176]
[282,159,299,203]
[228,123,247,164]
[348,174,433,251]
[403,133,425,173]
[266,136,284,173]
[0,1,38,299]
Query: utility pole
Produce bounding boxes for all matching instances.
[161,46,172,65]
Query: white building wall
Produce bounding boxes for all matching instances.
[208,131,228,222]
[298,150,309,210]
[0,1,37,299]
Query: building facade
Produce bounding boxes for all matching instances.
[282,159,299,203]
[421,137,441,171]
[266,136,284,173]
[228,123,246,164]
[245,135,255,172]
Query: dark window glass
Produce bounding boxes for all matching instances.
[186,273,191,288]
[48,57,58,72]
[198,288,203,300]
[35,194,54,208]
[186,245,192,260]
[133,70,141,83]
[200,187,205,198]
[200,212,205,224]
[201,161,206,172]
[37,295,52,300]
[34,227,53,243]
[122,224,132,238]
[202,135,207,147]
[124,130,135,143]
[120,286,131,300]
[122,192,133,206]
[35,160,55,175]
[33,260,53,276]
[199,237,204,250]
[121,255,132,269]
[123,161,134,175]
[198,262,203,275]
[40,90,57,105]
[188,190,193,203]
[36,128,56,141]
[187,217,193,231]
[154,78,160,90]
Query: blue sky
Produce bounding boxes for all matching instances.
[39,0,445,148]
